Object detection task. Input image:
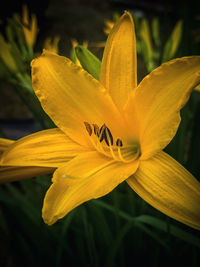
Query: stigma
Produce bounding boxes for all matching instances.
[84,121,140,163]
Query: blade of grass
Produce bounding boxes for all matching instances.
[93,199,200,248]
[105,221,133,267]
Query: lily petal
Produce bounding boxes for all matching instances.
[127,151,200,230]
[1,128,87,168]
[100,12,137,110]
[0,166,54,183]
[31,51,124,146]
[195,84,200,91]
[125,56,200,160]
[0,138,14,155]
[42,151,139,225]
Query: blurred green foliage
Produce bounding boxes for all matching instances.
[134,15,183,72]
[0,9,53,128]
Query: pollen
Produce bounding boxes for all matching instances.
[62,174,67,179]
[84,121,92,136]
[93,124,100,136]
[116,138,123,147]
[99,124,106,142]
[104,126,114,146]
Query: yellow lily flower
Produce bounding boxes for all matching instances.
[104,13,120,36]
[43,36,60,54]
[104,19,115,35]
[22,5,37,47]
[1,12,200,229]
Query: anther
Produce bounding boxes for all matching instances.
[99,124,106,142]
[93,124,100,137]
[104,127,113,146]
[84,122,92,136]
[116,139,123,147]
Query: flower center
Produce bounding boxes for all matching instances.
[84,122,141,163]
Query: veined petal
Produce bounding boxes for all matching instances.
[125,56,200,160]
[127,151,200,230]
[42,151,139,225]
[0,138,14,155]
[0,166,54,184]
[31,51,124,146]
[1,128,88,168]
[100,12,137,110]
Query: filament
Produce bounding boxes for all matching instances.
[84,121,140,162]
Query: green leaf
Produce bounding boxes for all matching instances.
[152,18,161,47]
[69,47,77,64]
[93,199,168,248]
[139,19,154,72]
[136,215,200,248]
[75,45,101,80]
[162,20,183,63]
[105,221,133,266]
[93,199,200,248]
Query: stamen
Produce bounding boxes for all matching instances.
[104,127,113,146]
[83,121,140,163]
[116,138,123,147]
[117,147,127,162]
[108,144,118,160]
[84,122,92,136]
[93,124,100,137]
[95,125,117,160]
[117,145,141,163]
[99,124,106,142]
[96,136,108,155]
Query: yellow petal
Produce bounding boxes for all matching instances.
[42,151,139,225]
[1,128,87,168]
[127,151,200,230]
[125,56,200,160]
[0,166,54,184]
[22,5,37,47]
[44,36,60,54]
[31,50,124,146]
[195,84,200,91]
[100,12,137,110]
[104,20,115,35]
[0,138,14,155]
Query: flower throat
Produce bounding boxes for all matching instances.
[84,122,140,163]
